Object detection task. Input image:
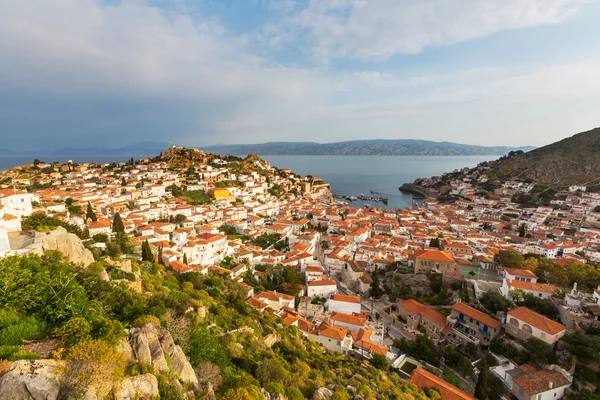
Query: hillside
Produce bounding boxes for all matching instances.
[489,127,600,184]
[204,139,534,156]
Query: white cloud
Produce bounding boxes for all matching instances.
[274,0,586,62]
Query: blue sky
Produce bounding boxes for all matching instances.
[1,0,600,151]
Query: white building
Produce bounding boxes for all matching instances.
[501,279,558,300]
[306,279,337,298]
[328,294,362,315]
[505,307,566,345]
[0,189,34,217]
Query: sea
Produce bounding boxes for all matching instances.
[262,155,495,209]
[0,154,495,209]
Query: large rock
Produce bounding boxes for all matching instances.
[312,387,333,400]
[0,360,63,400]
[130,324,169,372]
[114,374,159,400]
[398,274,434,297]
[159,328,198,386]
[41,227,94,266]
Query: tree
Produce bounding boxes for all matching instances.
[112,213,125,234]
[85,202,97,222]
[183,253,188,264]
[519,224,526,237]
[370,268,384,299]
[256,358,288,385]
[157,246,164,265]
[429,237,441,249]
[474,361,488,400]
[480,290,510,314]
[121,177,126,186]
[494,250,524,268]
[509,288,526,302]
[369,353,389,370]
[141,240,153,262]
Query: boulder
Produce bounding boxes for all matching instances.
[130,324,168,372]
[0,360,63,400]
[41,227,94,266]
[114,374,159,400]
[312,387,333,400]
[159,329,198,386]
[117,337,135,363]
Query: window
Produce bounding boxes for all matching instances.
[470,318,473,323]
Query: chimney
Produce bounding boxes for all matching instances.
[572,282,578,295]
[549,381,553,389]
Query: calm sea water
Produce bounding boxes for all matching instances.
[0,154,495,209]
[262,155,495,209]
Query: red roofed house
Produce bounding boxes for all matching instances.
[410,367,476,400]
[251,291,295,312]
[501,279,558,300]
[511,365,572,400]
[448,302,502,346]
[504,268,538,283]
[397,299,450,342]
[351,328,387,357]
[328,294,361,315]
[87,219,112,236]
[308,322,353,354]
[414,249,457,274]
[329,312,367,332]
[506,307,566,345]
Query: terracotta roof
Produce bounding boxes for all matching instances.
[504,268,537,278]
[415,249,456,263]
[507,279,558,293]
[508,307,565,335]
[330,312,366,326]
[331,294,361,304]
[513,367,571,395]
[410,368,476,400]
[452,302,501,328]
[255,291,294,301]
[399,299,447,328]
[351,328,387,355]
[307,279,337,287]
[314,322,347,340]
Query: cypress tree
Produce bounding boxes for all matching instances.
[157,246,164,265]
[142,240,154,262]
[85,202,97,222]
[519,224,526,237]
[112,213,125,234]
[121,177,127,186]
[183,253,188,264]
[474,361,488,400]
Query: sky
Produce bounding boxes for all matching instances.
[1,0,600,151]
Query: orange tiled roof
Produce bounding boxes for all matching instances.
[399,299,447,328]
[513,367,571,395]
[415,249,456,263]
[452,302,501,328]
[330,312,366,326]
[507,280,558,293]
[504,268,537,278]
[508,307,565,335]
[331,294,361,304]
[410,368,476,400]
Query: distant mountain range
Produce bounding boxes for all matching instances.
[203,140,535,156]
[490,127,600,184]
[0,140,534,159]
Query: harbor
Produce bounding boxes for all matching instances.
[333,192,388,204]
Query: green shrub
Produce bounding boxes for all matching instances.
[8,349,40,361]
[0,346,20,360]
[132,315,161,328]
[0,309,45,345]
[92,318,126,345]
[264,382,286,395]
[285,386,304,400]
[57,317,92,346]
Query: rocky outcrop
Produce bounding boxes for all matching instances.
[0,360,63,400]
[41,227,94,266]
[130,324,198,386]
[395,273,434,297]
[114,374,159,400]
[312,387,333,400]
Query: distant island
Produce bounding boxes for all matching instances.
[203,139,535,156]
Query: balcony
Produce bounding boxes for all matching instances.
[451,328,480,345]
